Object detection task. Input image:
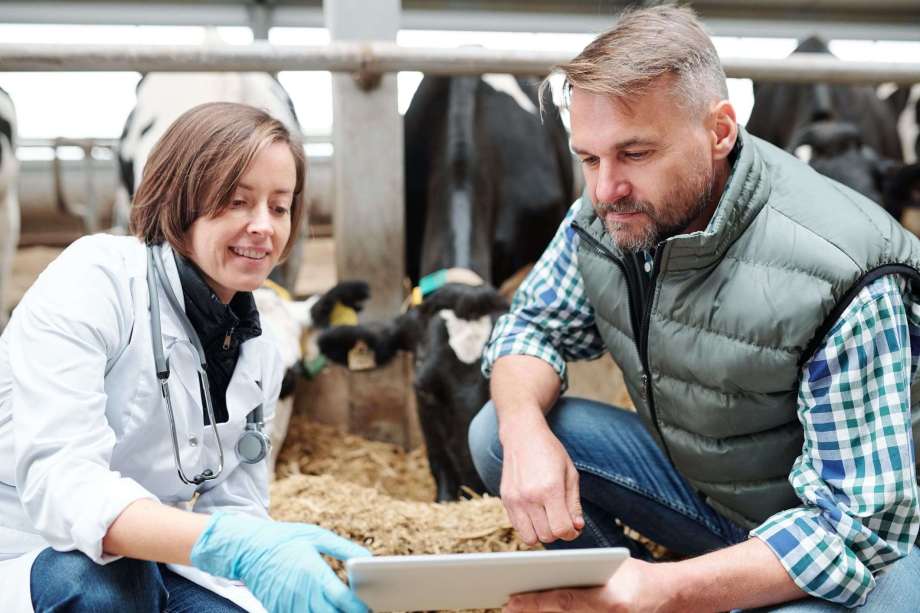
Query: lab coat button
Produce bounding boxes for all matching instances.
[188,435,199,447]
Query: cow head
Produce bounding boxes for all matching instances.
[790,120,895,206]
[787,119,920,222]
[317,281,509,501]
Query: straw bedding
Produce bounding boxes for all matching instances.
[270,414,664,612]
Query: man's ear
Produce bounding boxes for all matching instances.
[709,100,738,161]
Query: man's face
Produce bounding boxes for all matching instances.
[570,82,717,252]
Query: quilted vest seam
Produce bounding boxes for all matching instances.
[653,313,801,355]
[720,255,840,285]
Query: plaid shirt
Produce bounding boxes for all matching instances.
[483,200,920,607]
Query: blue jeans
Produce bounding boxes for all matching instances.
[468,397,920,612]
[30,547,245,612]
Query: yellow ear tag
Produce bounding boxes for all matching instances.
[329,302,359,326]
[347,340,376,371]
[411,286,424,306]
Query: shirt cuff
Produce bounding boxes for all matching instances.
[482,336,568,388]
[752,509,875,607]
[71,477,159,564]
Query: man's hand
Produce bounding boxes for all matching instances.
[499,414,584,545]
[504,558,675,613]
[505,538,809,612]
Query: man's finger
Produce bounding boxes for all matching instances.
[506,503,539,546]
[505,589,584,612]
[565,464,585,531]
[525,501,556,544]
[544,492,579,541]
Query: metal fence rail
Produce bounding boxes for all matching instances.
[1,41,919,84]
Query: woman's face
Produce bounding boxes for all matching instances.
[187,141,296,303]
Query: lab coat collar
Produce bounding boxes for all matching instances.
[149,243,264,420]
[151,244,189,343]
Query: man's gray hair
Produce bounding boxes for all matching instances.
[545,3,728,116]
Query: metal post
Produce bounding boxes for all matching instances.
[324,0,404,318]
[322,0,419,450]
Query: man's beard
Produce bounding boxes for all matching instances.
[595,168,715,253]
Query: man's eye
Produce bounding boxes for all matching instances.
[581,157,599,167]
[624,151,649,160]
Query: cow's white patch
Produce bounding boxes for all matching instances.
[794,144,813,163]
[253,287,305,368]
[439,309,492,364]
[483,74,538,116]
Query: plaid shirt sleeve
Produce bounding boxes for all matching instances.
[753,274,920,607]
[482,199,607,385]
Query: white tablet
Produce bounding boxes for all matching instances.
[346,548,629,612]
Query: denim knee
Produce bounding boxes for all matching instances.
[468,401,503,495]
[31,548,166,613]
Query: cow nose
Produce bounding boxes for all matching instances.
[810,83,835,123]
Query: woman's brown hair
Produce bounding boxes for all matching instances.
[130,101,307,261]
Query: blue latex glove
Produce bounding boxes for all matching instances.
[190,511,371,613]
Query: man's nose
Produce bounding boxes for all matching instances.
[594,162,631,203]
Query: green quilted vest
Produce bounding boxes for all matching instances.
[574,129,920,528]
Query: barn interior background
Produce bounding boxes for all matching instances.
[1,1,919,610]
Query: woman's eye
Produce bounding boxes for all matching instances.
[230,199,247,208]
[273,205,291,215]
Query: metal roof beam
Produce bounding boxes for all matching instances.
[1,1,918,40]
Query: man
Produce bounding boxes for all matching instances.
[468,5,920,612]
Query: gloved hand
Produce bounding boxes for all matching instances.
[190,511,371,613]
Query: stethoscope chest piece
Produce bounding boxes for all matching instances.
[236,426,271,464]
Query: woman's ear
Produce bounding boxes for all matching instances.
[710,100,738,161]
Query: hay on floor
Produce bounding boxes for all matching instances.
[271,474,532,556]
[272,419,535,556]
[274,418,436,501]
[269,414,666,612]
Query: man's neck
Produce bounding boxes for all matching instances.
[684,157,731,235]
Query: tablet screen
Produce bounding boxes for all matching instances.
[346,548,629,612]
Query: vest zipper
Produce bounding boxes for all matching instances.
[572,223,642,339]
[222,325,235,351]
[571,221,671,461]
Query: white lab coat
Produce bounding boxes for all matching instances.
[0,235,283,612]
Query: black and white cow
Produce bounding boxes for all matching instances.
[320,75,574,501]
[746,36,919,218]
[115,72,305,288]
[0,87,19,332]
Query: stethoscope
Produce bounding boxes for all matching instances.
[147,244,271,486]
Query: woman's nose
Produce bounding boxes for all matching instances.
[247,204,274,235]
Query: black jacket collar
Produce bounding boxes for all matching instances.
[173,253,262,352]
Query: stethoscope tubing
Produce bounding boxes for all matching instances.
[147,245,225,486]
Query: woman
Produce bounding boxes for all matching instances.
[0,102,369,613]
